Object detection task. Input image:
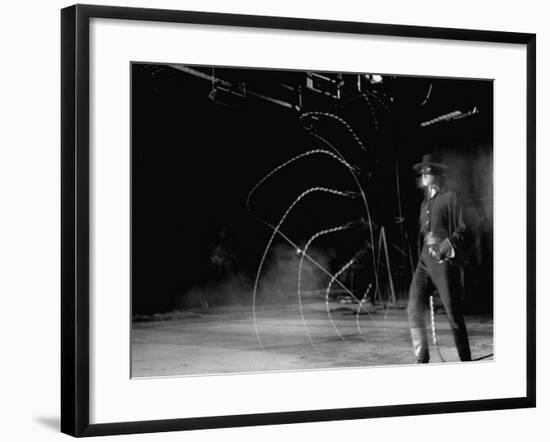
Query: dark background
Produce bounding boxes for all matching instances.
[131,63,493,315]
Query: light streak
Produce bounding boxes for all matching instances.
[430,294,446,362]
[297,224,352,356]
[364,90,391,113]
[249,110,387,356]
[246,149,354,215]
[362,93,379,130]
[306,131,381,308]
[420,108,478,127]
[326,257,359,339]
[300,112,367,152]
[421,83,432,106]
[251,187,354,351]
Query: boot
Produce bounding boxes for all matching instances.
[410,327,430,363]
[452,328,471,362]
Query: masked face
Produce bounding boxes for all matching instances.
[421,173,435,187]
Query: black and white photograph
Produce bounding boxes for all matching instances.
[131,63,494,377]
[0,0,545,440]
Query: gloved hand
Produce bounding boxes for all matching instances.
[439,238,454,258]
[428,238,454,263]
[428,245,444,263]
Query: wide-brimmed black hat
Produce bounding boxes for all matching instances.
[412,153,449,175]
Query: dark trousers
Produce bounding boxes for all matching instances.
[407,245,471,362]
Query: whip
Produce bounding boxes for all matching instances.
[430,294,446,362]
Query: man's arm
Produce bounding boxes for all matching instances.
[440,191,469,260]
[429,192,469,262]
[449,191,469,249]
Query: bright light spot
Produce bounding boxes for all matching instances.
[371,75,383,83]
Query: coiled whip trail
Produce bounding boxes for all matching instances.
[355,283,373,335]
[324,252,378,341]
[246,149,354,215]
[248,113,383,352]
[366,89,392,113]
[304,111,394,339]
[296,224,351,356]
[251,187,355,351]
[306,131,381,305]
[247,148,376,350]
[300,111,367,152]
[361,93,379,130]
[297,225,382,356]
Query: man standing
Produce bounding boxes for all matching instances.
[408,153,472,363]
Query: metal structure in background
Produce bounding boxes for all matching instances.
[167,64,394,112]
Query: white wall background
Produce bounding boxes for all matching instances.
[0,0,546,441]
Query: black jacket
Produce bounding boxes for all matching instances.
[417,188,470,265]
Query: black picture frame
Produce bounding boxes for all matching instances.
[61,4,536,437]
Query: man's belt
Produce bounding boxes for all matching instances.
[423,232,446,246]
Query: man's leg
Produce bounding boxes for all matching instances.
[428,261,471,362]
[407,257,432,363]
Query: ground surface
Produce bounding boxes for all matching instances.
[131,297,494,377]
